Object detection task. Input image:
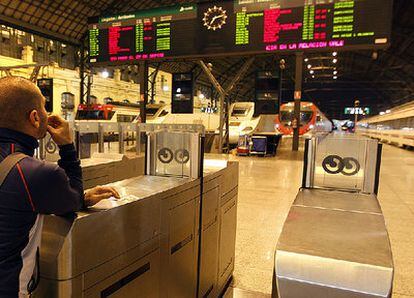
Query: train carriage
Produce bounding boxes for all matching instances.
[358,101,414,148]
[274,102,332,136]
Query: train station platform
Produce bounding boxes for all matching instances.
[223,139,414,298]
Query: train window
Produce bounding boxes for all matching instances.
[76,110,115,121]
[117,114,136,123]
[280,111,293,122]
[160,110,169,117]
[88,95,98,104]
[232,108,248,116]
[280,111,313,124]
[146,108,159,116]
[301,111,313,123]
[103,97,113,104]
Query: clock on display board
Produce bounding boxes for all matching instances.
[202,5,228,31]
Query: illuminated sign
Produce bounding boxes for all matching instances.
[88,0,392,63]
[344,107,370,115]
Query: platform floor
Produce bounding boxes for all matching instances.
[224,139,414,298]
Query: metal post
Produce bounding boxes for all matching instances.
[293,52,303,151]
[354,99,360,133]
[98,124,104,153]
[225,97,230,149]
[139,61,149,123]
[38,138,45,160]
[119,124,125,154]
[279,59,286,111]
[354,113,358,132]
[79,44,85,105]
[219,93,225,152]
[136,125,141,155]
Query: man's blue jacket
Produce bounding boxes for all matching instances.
[0,128,83,297]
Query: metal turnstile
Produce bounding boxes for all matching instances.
[33,123,239,298]
[273,135,393,298]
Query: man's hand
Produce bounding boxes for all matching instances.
[84,186,120,207]
[47,115,73,146]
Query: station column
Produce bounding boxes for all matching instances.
[139,61,149,123]
[293,52,303,151]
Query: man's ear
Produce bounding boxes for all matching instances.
[29,110,40,129]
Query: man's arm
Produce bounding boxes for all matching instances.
[25,143,84,215]
[27,146,119,215]
[27,115,119,215]
[57,143,84,206]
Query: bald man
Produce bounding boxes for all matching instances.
[0,76,119,297]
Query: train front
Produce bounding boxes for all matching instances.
[275,102,317,136]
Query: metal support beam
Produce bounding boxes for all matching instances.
[223,57,255,148]
[225,57,255,93]
[0,63,51,70]
[293,52,303,151]
[149,63,160,104]
[199,61,225,94]
[199,60,226,152]
[0,62,52,82]
[199,58,254,153]
[139,61,149,123]
[79,42,92,104]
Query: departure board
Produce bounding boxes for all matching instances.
[88,0,392,64]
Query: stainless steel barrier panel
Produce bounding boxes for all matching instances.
[303,135,381,194]
[72,122,145,189]
[144,124,204,179]
[274,135,393,298]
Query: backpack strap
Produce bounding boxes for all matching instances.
[0,153,28,187]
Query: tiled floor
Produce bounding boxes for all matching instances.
[224,139,414,297]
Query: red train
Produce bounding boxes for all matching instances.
[274,102,332,136]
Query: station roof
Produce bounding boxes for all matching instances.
[0,0,413,119]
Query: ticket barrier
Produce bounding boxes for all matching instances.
[33,123,238,298]
[38,122,145,189]
[273,135,393,298]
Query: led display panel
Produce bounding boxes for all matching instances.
[344,107,370,115]
[88,0,392,64]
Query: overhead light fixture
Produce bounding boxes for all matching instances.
[333,52,338,57]
[177,88,182,93]
[333,76,338,79]
[333,70,338,75]
[333,58,338,64]
[379,111,385,115]
[310,70,314,74]
[307,64,312,69]
[312,75,315,79]
[101,70,109,79]
[386,109,391,114]
[304,58,309,62]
